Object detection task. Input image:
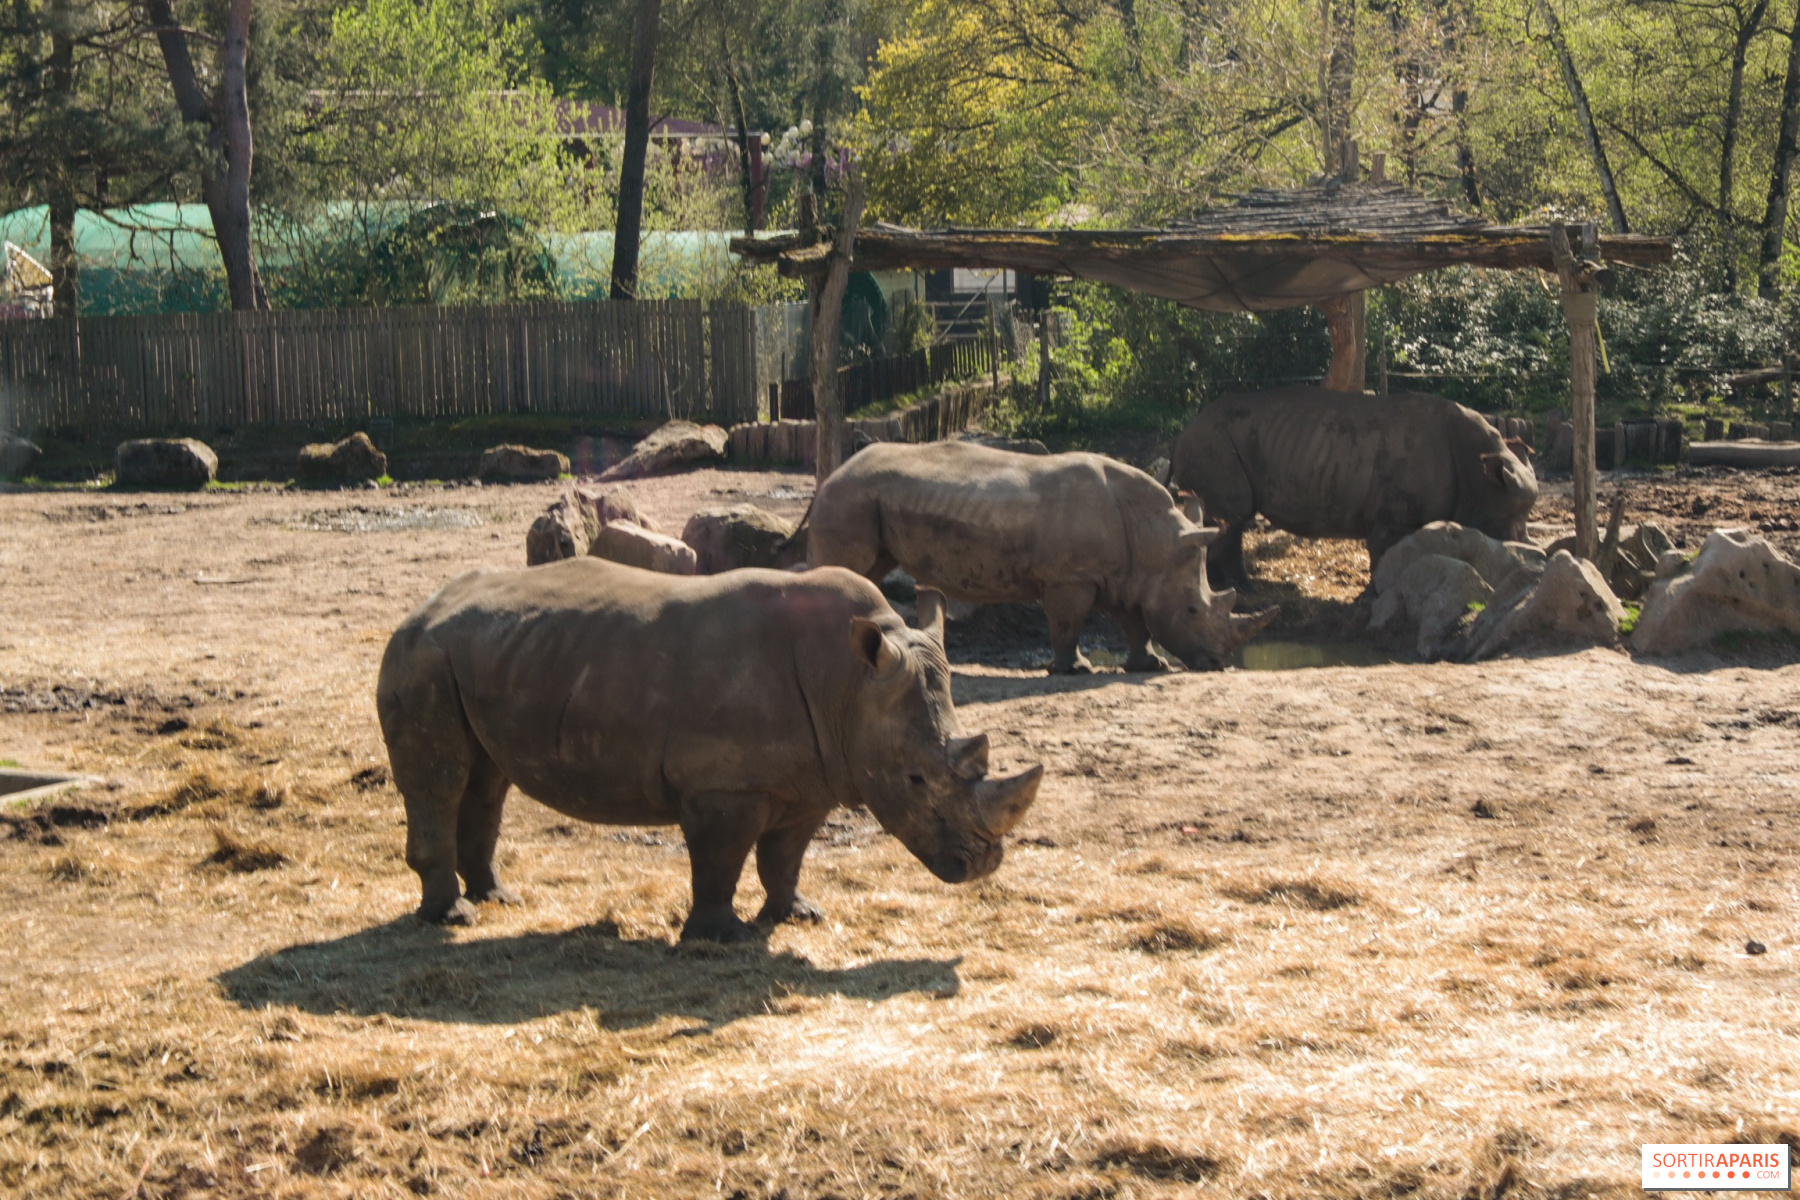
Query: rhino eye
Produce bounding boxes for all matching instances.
[1188,605,1200,614]
[908,773,927,787]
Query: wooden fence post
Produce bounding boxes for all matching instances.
[1550,222,1601,561]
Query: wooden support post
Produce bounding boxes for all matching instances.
[1550,222,1600,561]
[807,177,865,484]
[1320,292,1367,392]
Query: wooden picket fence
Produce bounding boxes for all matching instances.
[0,300,762,435]
[772,336,1001,421]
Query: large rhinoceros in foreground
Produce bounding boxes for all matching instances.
[377,558,1041,941]
[1172,385,1538,591]
[804,441,1275,674]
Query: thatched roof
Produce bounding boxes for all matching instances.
[730,182,1674,313]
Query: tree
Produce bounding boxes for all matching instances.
[1534,0,1628,232]
[1759,0,1800,296]
[611,0,661,298]
[145,0,268,310]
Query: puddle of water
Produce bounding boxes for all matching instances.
[1228,641,1394,671]
[288,506,485,534]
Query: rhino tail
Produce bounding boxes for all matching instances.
[774,494,816,564]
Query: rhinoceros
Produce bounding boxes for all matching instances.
[803,441,1275,674]
[376,558,1042,941]
[1171,385,1538,590]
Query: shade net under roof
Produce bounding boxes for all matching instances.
[731,182,1673,313]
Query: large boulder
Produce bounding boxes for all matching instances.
[297,432,386,483]
[598,420,728,481]
[1369,554,1493,659]
[478,444,568,483]
[1632,529,1800,654]
[1461,550,1624,661]
[681,505,804,574]
[525,484,654,566]
[1,433,41,478]
[589,520,698,575]
[1373,521,1545,595]
[116,438,217,489]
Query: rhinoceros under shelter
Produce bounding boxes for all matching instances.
[377,560,1042,941]
[1172,385,1538,590]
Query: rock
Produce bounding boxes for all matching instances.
[1373,521,1545,596]
[1462,550,1624,661]
[297,432,386,483]
[681,505,803,574]
[525,484,654,565]
[598,420,728,481]
[1548,521,1676,600]
[1370,553,1493,658]
[1631,529,1800,654]
[478,444,568,483]
[589,520,698,575]
[115,438,217,489]
[1,433,42,478]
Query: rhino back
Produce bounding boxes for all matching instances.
[400,560,869,823]
[1190,387,1472,537]
[823,443,1128,602]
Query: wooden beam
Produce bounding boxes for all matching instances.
[1320,293,1367,391]
[1550,222,1600,561]
[808,177,866,484]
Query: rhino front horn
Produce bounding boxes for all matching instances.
[975,765,1044,839]
[1228,605,1280,652]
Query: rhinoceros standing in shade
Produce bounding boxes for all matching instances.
[1171,385,1538,591]
[377,558,1042,942]
[803,441,1275,674]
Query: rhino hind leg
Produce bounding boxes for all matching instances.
[456,752,520,907]
[384,668,482,925]
[678,791,771,943]
[754,820,828,926]
[1042,582,1098,674]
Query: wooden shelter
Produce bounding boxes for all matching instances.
[732,165,1674,556]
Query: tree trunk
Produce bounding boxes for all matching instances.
[610,0,662,300]
[46,0,78,318]
[1323,0,1356,172]
[1759,0,1800,298]
[721,49,758,237]
[1536,0,1629,233]
[1719,0,1773,290]
[1320,293,1367,391]
[811,177,866,484]
[146,0,268,311]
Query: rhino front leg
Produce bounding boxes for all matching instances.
[1042,582,1098,674]
[679,792,770,943]
[754,819,828,927]
[1117,608,1171,673]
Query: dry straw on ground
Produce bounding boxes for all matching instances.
[1,468,1797,1198]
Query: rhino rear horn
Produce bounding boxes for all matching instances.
[975,765,1044,839]
[948,733,989,780]
[916,587,947,648]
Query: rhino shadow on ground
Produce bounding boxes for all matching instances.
[216,917,962,1029]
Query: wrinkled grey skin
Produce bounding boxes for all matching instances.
[1172,385,1539,591]
[377,559,1043,942]
[805,441,1275,674]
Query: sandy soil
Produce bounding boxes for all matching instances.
[1,465,1797,1199]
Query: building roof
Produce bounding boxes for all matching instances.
[730,182,1675,312]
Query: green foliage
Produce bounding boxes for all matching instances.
[1618,602,1641,637]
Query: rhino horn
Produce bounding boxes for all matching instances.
[948,732,989,780]
[916,587,947,648]
[1227,605,1280,651]
[975,764,1044,839]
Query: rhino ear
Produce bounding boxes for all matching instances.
[1178,492,1204,524]
[1178,528,1218,562]
[1481,452,1514,487]
[851,616,905,676]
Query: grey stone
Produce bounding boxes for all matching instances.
[681,505,803,574]
[0,433,41,478]
[116,438,217,489]
[297,432,386,482]
[589,520,698,574]
[479,444,569,483]
[1373,521,1544,596]
[1370,553,1494,658]
[599,420,728,481]
[1462,550,1624,661]
[1632,529,1800,654]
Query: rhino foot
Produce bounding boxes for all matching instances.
[681,910,759,944]
[465,881,523,906]
[1047,652,1094,676]
[757,893,826,926]
[1124,650,1171,673]
[420,896,479,926]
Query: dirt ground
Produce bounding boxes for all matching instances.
[2,464,1798,1199]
